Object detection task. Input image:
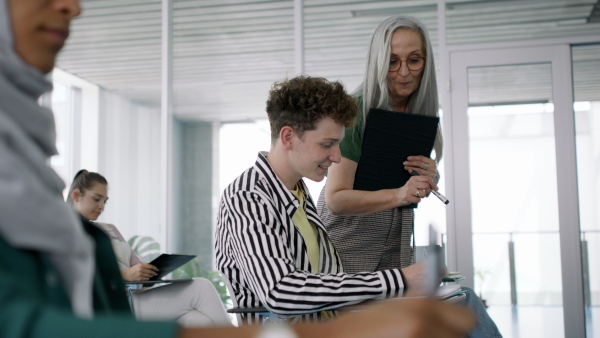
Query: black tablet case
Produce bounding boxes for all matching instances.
[148,254,196,281]
[353,108,439,201]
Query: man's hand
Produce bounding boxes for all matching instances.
[400,262,446,297]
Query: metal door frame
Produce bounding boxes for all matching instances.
[445,43,585,337]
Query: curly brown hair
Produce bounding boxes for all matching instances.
[266,75,358,140]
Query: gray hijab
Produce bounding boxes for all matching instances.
[0,0,95,317]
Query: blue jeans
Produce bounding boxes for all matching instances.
[460,287,503,338]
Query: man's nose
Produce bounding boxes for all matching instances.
[330,146,342,163]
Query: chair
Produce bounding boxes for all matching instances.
[221,274,280,325]
[221,273,340,324]
[124,283,139,315]
[123,280,179,316]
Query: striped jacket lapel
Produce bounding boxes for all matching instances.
[255,152,341,273]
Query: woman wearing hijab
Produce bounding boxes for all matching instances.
[0,1,475,337]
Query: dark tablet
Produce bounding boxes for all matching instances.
[353,108,439,208]
[148,254,196,281]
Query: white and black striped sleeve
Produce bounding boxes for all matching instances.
[222,190,405,316]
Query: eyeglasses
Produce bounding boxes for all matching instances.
[388,57,426,72]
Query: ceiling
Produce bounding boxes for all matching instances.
[56,0,600,122]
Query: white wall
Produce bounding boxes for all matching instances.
[96,90,163,249]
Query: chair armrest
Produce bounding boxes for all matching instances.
[227,306,270,314]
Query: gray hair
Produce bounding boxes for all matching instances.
[354,15,443,161]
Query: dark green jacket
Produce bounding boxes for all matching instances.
[0,218,178,338]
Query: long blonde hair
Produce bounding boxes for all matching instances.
[354,15,442,161]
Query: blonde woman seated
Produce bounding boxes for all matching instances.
[67,170,231,328]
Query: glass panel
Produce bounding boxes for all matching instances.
[572,43,600,336]
[56,1,164,249]
[415,157,447,247]
[171,1,295,277]
[49,81,74,191]
[173,1,295,121]
[467,63,564,337]
[219,120,270,195]
[444,2,599,47]
[303,2,383,95]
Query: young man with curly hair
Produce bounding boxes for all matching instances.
[215,75,432,323]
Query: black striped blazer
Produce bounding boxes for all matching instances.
[215,152,404,323]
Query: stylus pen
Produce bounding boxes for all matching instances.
[410,170,450,205]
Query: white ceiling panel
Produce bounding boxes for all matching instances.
[56,0,600,122]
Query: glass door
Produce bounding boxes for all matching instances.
[572,43,600,337]
[447,45,585,337]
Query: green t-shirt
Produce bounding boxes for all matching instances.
[339,105,364,164]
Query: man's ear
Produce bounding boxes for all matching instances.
[279,126,295,150]
[71,189,82,203]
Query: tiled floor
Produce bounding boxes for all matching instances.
[487,306,599,338]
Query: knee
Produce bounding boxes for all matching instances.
[461,286,476,295]
[459,286,480,303]
[191,277,217,292]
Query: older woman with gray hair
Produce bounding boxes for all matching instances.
[318,15,503,338]
[318,15,442,274]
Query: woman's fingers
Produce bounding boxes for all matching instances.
[132,263,159,279]
[140,263,159,272]
[405,156,437,177]
[406,176,437,197]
